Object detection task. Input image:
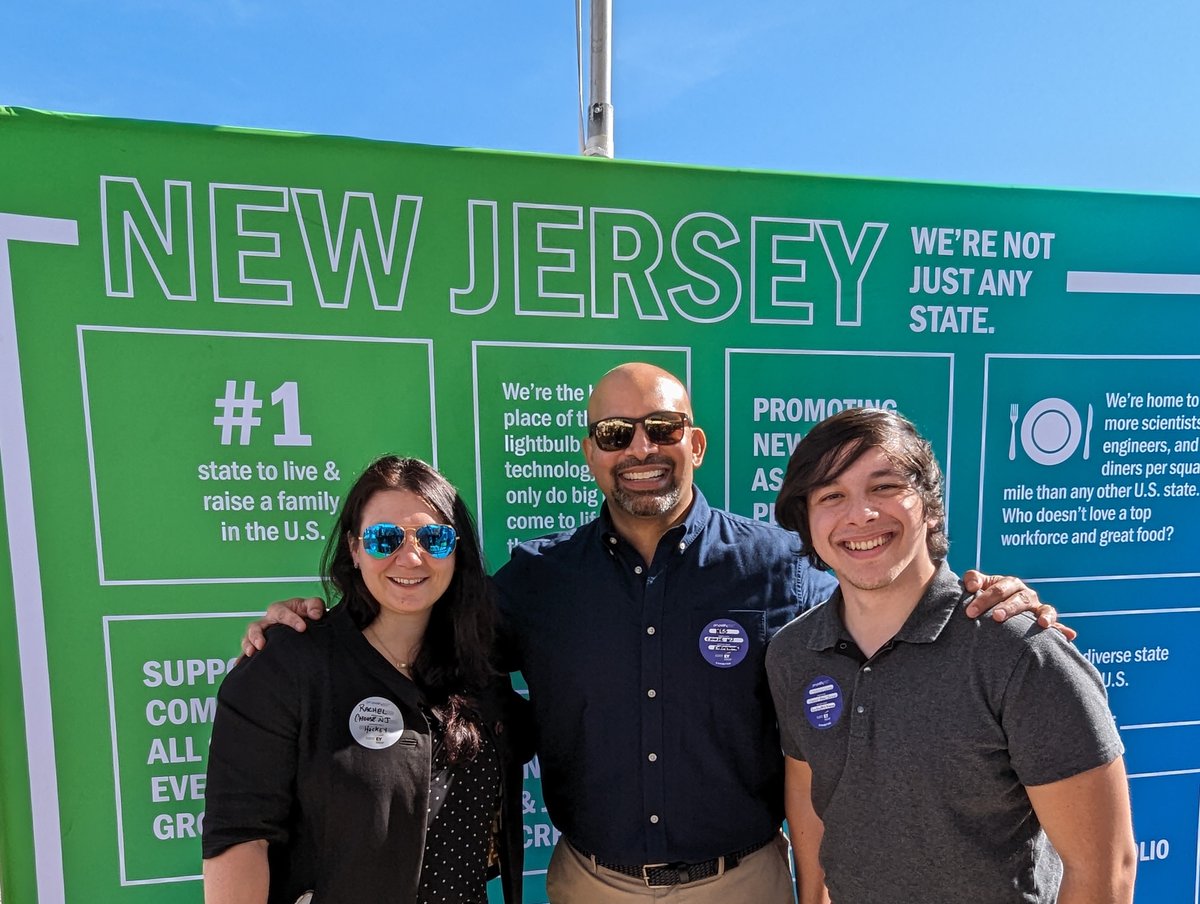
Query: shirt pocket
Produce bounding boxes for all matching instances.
[730,609,767,644]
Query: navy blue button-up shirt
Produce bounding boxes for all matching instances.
[494,489,836,865]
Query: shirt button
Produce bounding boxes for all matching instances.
[678,541,686,551]
[646,626,656,635]
[634,565,643,575]
[648,753,658,762]
[649,814,660,824]
[608,536,618,545]
[863,666,872,673]
[647,689,656,698]
[856,705,865,714]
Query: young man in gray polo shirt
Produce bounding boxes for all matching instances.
[766,408,1136,904]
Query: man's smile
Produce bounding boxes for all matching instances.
[618,465,669,484]
[842,533,892,552]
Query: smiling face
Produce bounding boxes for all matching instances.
[350,488,456,623]
[582,365,707,526]
[807,446,938,601]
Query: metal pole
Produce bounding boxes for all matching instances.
[584,0,614,158]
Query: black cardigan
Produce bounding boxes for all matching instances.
[203,604,532,904]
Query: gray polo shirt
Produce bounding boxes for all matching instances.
[766,562,1123,904]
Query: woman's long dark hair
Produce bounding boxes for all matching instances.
[321,456,496,763]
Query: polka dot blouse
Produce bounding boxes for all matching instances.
[417,710,502,904]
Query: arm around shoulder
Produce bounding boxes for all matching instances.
[240,597,327,657]
[1026,756,1137,904]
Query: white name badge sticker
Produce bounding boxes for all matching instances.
[349,696,405,749]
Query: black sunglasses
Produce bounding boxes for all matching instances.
[587,411,691,452]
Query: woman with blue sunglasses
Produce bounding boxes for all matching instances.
[203,456,532,904]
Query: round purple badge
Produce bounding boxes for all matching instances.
[700,619,744,667]
[803,676,843,730]
[699,619,749,668]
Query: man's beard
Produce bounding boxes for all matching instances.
[609,455,681,517]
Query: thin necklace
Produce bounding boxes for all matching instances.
[367,624,417,672]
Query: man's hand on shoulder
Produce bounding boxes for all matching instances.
[240,597,327,658]
[961,571,1077,642]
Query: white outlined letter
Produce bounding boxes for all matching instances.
[589,207,666,320]
[513,204,584,317]
[210,184,293,307]
[750,217,816,325]
[668,212,741,323]
[293,189,422,311]
[450,200,500,315]
[101,177,196,302]
[816,220,887,326]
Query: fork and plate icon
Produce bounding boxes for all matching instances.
[1009,398,1094,465]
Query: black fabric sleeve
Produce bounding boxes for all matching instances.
[202,634,304,859]
[500,676,535,767]
[489,568,524,674]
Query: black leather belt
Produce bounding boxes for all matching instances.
[568,836,773,888]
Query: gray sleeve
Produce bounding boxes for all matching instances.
[1000,631,1124,787]
[766,632,808,762]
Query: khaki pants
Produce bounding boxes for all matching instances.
[545,832,795,903]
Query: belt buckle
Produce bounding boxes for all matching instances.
[640,857,725,887]
[641,862,672,888]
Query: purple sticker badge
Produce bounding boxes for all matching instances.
[699,619,749,668]
[804,676,843,730]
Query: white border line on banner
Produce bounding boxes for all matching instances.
[721,348,955,519]
[976,353,1200,581]
[102,611,262,886]
[0,213,80,904]
[470,341,691,551]
[75,325,435,586]
[1056,607,1200,787]
[1066,271,1200,295]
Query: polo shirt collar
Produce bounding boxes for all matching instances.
[892,561,963,644]
[805,560,964,652]
[804,590,847,652]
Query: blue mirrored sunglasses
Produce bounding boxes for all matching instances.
[359,523,458,559]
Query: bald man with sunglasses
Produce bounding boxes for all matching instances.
[247,363,1063,903]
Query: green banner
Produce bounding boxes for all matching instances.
[1,106,1197,903]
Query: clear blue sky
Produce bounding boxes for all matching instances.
[4,0,1198,196]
